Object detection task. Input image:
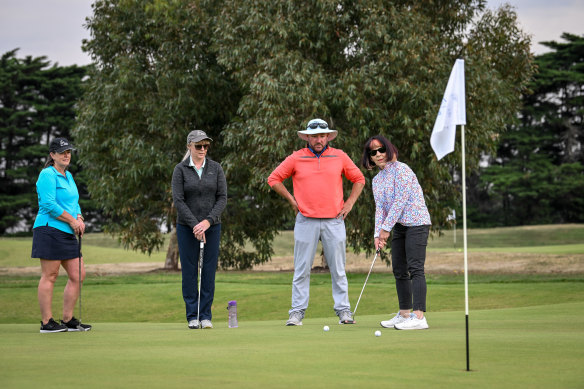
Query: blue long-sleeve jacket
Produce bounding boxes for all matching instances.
[33,166,82,234]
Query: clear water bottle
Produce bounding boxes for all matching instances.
[227,300,238,328]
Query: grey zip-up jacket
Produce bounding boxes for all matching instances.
[171,158,227,228]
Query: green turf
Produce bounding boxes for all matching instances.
[427,223,584,249]
[1,303,582,388]
[463,243,584,255]
[2,272,583,323]
[0,236,167,268]
[2,224,584,268]
[2,225,583,387]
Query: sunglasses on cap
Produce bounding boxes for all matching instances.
[193,144,210,150]
[369,147,386,157]
[307,122,329,129]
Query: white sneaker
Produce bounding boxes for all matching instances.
[394,316,429,330]
[380,312,413,328]
[188,319,200,329]
[286,311,303,326]
[200,320,213,329]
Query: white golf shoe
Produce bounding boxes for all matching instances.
[380,312,413,328]
[394,315,429,330]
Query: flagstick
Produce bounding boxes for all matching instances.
[429,58,468,370]
[461,124,470,371]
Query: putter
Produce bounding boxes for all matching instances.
[196,240,204,329]
[77,233,84,331]
[352,249,381,321]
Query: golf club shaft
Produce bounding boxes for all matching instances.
[197,240,204,326]
[78,234,82,323]
[353,249,380,317]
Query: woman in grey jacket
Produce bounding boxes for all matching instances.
[172,130,227,329]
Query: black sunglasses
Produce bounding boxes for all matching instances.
[307,122,329,129]
[369,147,386,157]
[194,144,210,150]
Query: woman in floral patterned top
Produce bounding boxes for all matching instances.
[361,135,431,330]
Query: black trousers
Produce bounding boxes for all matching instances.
[391,224,430,312]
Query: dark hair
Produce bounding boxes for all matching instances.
[44,154,55,168]
[361,135,399,170]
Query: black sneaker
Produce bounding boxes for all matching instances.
[40,318,68,333]
[61,317,92,332]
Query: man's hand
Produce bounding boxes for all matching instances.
[336,202,353,220]
[337,182,364,219]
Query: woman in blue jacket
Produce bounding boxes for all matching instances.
[31,137,91,333]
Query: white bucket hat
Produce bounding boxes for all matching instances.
[297,118,338,142]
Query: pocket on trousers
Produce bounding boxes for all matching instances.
[296,212,307,224]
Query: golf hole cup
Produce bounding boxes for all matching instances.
[227,300,238,328]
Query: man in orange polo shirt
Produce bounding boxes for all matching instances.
[268,118,365,326]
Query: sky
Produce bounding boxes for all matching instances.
[0,0,583,67]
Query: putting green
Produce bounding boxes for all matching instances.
[1,303,582,388]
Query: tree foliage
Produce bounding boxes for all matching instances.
[470,33,584,226]
[213,0,534,263]
[0,50,89,234]
[77,0,534,267]
[76,0,240,254]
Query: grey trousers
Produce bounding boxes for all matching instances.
[289,213,351,315]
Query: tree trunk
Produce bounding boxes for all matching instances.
[320,248,329,270]
[164,228,179,270]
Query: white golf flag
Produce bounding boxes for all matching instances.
[431,59,466,160]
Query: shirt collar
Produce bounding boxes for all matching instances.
[189,157,206,169]
[308,144,328,158]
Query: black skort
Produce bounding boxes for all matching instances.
[31,226,81,260]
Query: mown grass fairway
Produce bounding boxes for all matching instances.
[1,272,583,388]
[1,224,583,387]
[1,272,583,323]
[1,303,583,388]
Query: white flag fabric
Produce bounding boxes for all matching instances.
[431,59,466,160]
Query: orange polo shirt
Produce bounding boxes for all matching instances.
[268,146,365,218]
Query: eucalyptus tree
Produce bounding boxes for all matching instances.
[77,0,534,268]
[76,1,240,264]
[213,0,535,263]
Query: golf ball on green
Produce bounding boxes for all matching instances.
[323,325,330,332]
[375,330,381,337]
